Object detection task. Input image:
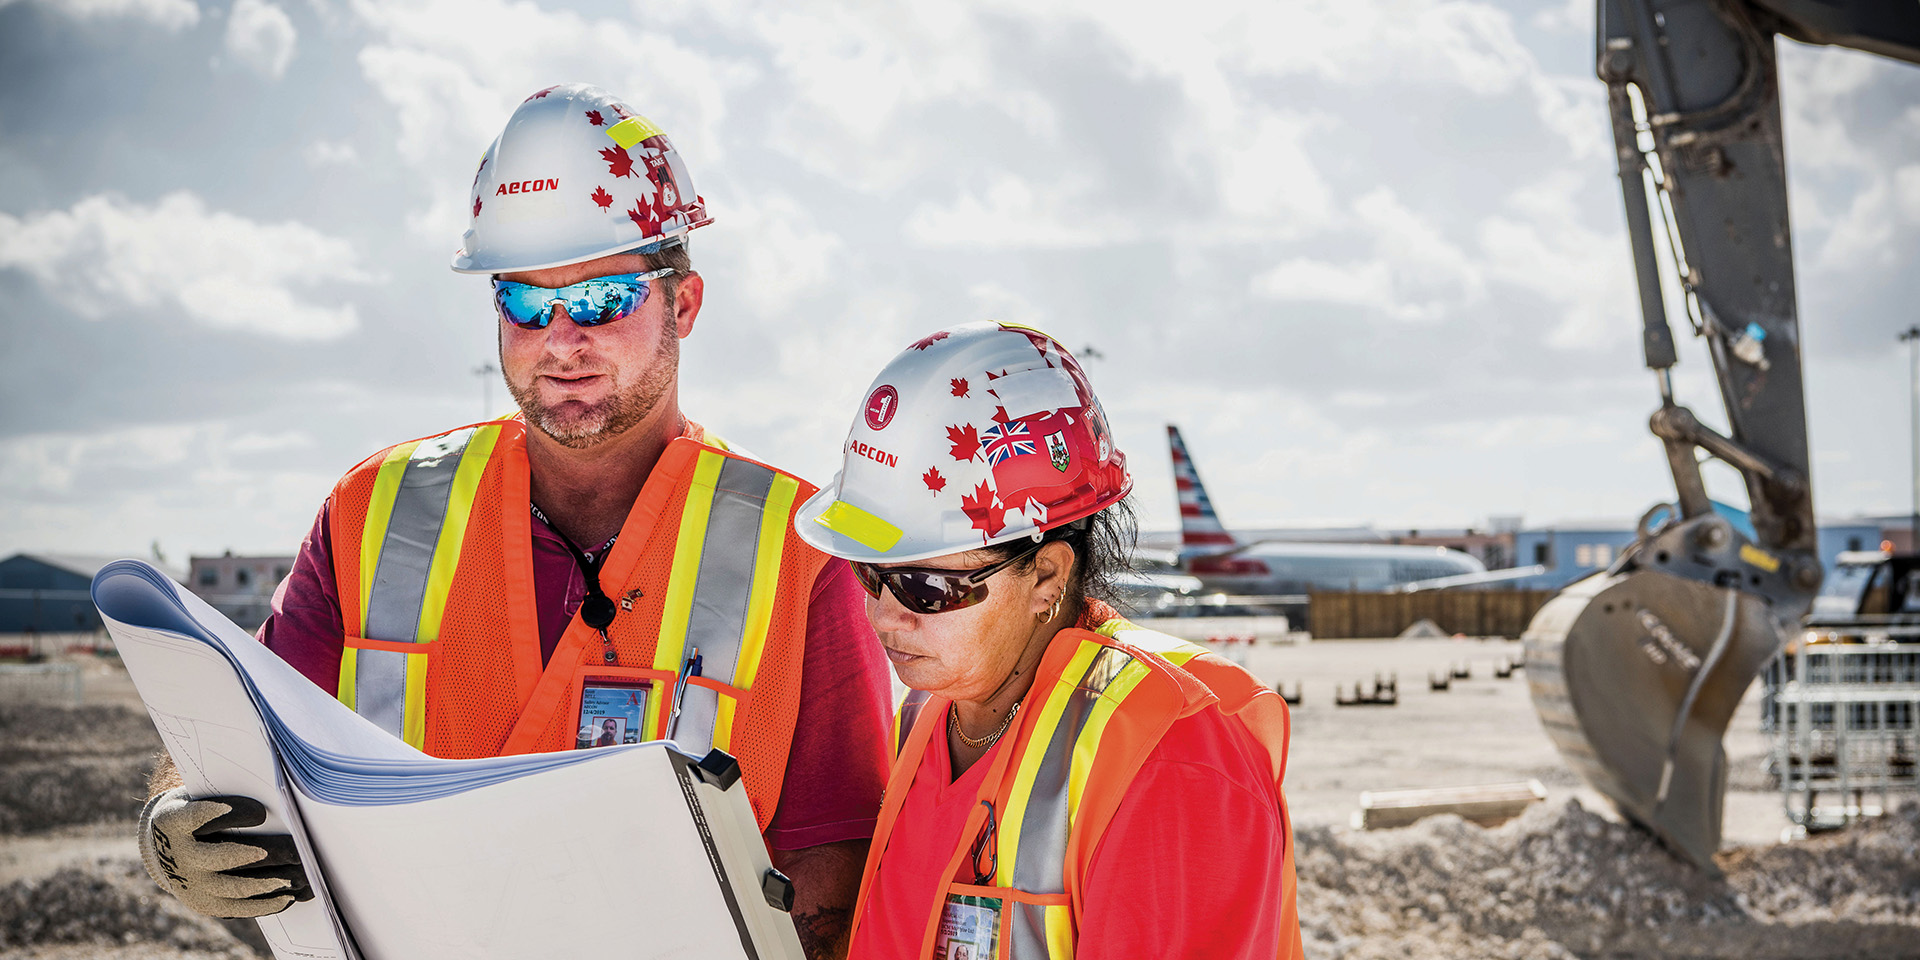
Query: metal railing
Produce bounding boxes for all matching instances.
[1765,633,1920,830]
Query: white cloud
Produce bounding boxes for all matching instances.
[0,192,372,340]
[225,0,297,79]
[905,174,1135,249]
[0,0,199,30]
[1250,187,1481,322]
[305,139,358,165]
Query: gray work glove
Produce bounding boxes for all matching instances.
[138,787,313,918]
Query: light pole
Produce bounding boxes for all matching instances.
[473,362,499,420]
[1902,326,1920,547]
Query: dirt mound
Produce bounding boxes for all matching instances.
[0,862,250,957]
[1296,798,1920,959]
[0,701,161,834]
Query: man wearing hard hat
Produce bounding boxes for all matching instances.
[136,83,892,960]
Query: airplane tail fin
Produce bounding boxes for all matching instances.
[1167,425,1237,549]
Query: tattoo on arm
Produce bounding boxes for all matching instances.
[792,905,852,960]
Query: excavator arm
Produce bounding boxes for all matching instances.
[1524,0,1920,869]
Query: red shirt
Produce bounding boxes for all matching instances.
[850,704,1287,960]
[259,495,893,852]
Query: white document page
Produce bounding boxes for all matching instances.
[95,559,802,960]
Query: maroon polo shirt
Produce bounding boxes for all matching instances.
[259,494,892,852]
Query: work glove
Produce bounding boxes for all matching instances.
[137,787,313,919]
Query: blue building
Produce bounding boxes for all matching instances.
[1507,516,1896,592]
[0,554,128,634]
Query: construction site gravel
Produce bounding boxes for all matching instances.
[2,640,1916,959]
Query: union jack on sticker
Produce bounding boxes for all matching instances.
[981,419,1036,466]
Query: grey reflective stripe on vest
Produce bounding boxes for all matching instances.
[355,427,478,738]
[898,689,932,757]
[670,457,779,756]
[1007,645,1136,960]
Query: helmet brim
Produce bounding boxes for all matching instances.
[449,219,708,275]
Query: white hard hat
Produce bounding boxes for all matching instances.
[795,322,1131,564]
[452,83,712,275]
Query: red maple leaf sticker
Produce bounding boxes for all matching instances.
[590,186,614,209]
[910,330,949,351]
[473,156,486,186]
[600,146,636,179]
[950,377,968,397]
[585,110,604,126]
[610,103,633,119]
[472,197,482,218]
[626,201,652,231]
[961,482,1003,537]
[946,424,981,462]
[526,86,557,102]
[922,467,946,494]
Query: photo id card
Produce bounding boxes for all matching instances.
[933,893,1000,960]
[576,678,649,750]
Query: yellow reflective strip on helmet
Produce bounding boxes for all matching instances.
[413,424,500,645]
[336,647,359,711]
[814,500,903,553]
[1045,903,1074,959]
[402,649,430,750]
[713,472,800,752]
[606,115,665,149]
[1064,659,1153,832]
[647,449,725,739]
[995,640,1101,887]
[359,440,422,633]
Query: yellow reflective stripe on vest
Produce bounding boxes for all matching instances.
[1105,626,1207,666]
[337,425,500,749]
[648,448,797,755]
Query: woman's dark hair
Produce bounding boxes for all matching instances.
[986,496,1138,620]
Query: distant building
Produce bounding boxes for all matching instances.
[187,552,296,631]
[1509,524,1642,590]
[0,553,180,634]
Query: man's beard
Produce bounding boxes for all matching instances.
[504,319,679,449]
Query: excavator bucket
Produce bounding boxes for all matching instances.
[1524,568,1787,869]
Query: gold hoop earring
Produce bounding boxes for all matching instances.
[1046,596,1064,623]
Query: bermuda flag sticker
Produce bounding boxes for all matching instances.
[1046,431,1069,472]
[981,419,1035,466]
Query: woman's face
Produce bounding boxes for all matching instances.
[865,541,1073,703]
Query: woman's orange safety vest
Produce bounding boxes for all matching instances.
[326,418,825,829]
[851,603,1303,960]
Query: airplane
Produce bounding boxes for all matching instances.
[1150,425,1491,605]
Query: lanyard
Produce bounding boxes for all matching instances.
[533,503,622,664]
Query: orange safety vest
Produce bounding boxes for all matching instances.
[852,604,1303,960]
[326,418,825,829]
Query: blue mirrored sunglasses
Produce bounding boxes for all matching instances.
[491,267,675,330]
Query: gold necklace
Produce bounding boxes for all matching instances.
[950,699,1021,750]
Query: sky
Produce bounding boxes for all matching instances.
[1,0,1917,560]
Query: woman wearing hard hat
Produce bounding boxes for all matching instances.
[795,323,1303,960]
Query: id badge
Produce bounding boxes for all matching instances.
[576,678,649,750]
[934,893,1000,960]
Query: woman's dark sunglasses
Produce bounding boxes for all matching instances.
[849,542,1042,615]
[492,267,675,330]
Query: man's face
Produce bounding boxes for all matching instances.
[603,719,617,734]
[496,252,695,449]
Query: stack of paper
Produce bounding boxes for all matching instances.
[92,559,802,960]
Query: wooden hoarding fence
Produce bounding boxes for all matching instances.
[1307,589,1558,640]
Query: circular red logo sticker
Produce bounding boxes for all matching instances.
[864,385,900,431]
